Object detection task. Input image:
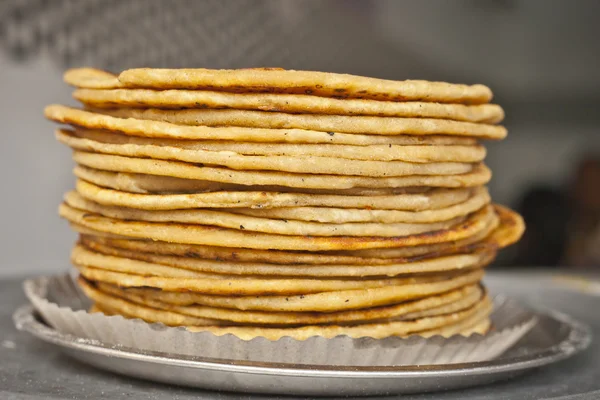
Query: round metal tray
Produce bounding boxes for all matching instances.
[13,304,591,397]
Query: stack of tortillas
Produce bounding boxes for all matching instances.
[45,67,524,341]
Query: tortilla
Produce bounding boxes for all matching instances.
[230,187,490,223]
[70,188,489,227]
[77,214,494,266]
[93,296,490,338]
[88,279,483,325]
[73,165,474,196]
[79,280,228,326]
[73,179,475,211]
[59,203,496,251]
[58,129,475,177]
[72,152,491,191]
[92,107,506,139]
[67,128,487,163]
[73,204,523,264]
[358,206,521,256]
[183,298,492,340]
[64,68,121,89]
[65,67,494,104]
[65,191,467,237]
[73,224,132,239]
[46,105,498,145]
[482,204,525,248]
[88,304,103,314]
[85,282,491,339]
[73,186,488,225]
[89,283,491,339]
[74,165,228,194]
[74,246,477,295]
[74,88,504,123]
[79,267,484,311]
[79,236,494,277]
[118,68,494,105]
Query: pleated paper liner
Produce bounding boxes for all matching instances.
[24,273,536,367]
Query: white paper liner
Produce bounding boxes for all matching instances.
[24,273,537,366]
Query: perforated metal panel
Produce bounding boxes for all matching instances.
[0,0,428,77]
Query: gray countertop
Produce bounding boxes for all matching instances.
[1,269,600,400]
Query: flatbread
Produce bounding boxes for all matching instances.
[72,152,491,190]
[482,204,525,248]
[88,304,103,314]
[74,222,494,266]
[74,245,477,295]
[74,88,504,123]
[92,107,507,139]
[73,179,473,211]
[79,267,484,311]
[74,165,230,194]
[57,129,475,177]
[74,224,132,239]
[59,202,496,251]
[349,205,522,258]
[183,298,492,340]
[79,280,229,326]
[73,165,472,196]
[65,67,493,104]
[73,183,489,225]
[64,68,121,89]
[79,237,494,277]
[46,105,496,144]
[229,187,490,223]
[76,216,498,266]
[85,283,491,339]
[87,279,483,325]
[92,297,491,338]
[87,281,491,339]
[73,204,524,264]
[67,128,487,163]
[77,214,497,266]
[64,191,467,237]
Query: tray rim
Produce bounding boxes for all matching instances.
[13,303,592,379]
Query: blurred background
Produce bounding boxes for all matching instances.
[0,0,598,277]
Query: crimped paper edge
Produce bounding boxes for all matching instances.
[24,273,537,366]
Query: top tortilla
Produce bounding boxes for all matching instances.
[64,67,494,105]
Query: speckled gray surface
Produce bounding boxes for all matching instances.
[1,270,599,400]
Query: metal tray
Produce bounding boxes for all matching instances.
[13,303,591,397]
